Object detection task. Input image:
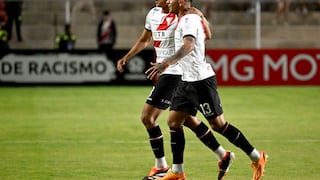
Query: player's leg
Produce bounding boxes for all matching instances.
[203,76,267,180]
[157,79,192,180]
[192,77,235,180]
[209,115,267,180]
[209,115,259,159]
[141,103,170,180]
[184,115,234,180]
[158,110,188,180]
[196,76,257,159]
[141,103,166,166]
[161,79,232,180]
[184,116,226,159]
[142,75,180,180]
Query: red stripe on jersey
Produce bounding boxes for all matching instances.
[157,13,176,30]
[154,40,161,47]
[153,13,176,48]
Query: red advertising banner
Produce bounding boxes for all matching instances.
[206,49,320,86]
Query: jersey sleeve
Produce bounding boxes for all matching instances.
[144,8,154,31]
[181,14,201,38]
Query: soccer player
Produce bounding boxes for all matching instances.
[117,0,234,180]
[146,0,268,180]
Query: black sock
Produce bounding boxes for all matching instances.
[170,127,185,164]
[219,122,254,155]
[192,122,220,151]
[147,126,165,158]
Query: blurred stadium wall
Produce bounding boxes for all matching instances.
[6,0,320,49]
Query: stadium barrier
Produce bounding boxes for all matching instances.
[0,50,154,86]
[207,49,320,85]
[0,49,319,86]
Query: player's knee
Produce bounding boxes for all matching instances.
[183,116,201,130]
[167,119,184,128]
[141,114,157,128]
[208,115,226,131]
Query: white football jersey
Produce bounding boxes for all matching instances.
[145,7,182,75]
[174,14,215,81]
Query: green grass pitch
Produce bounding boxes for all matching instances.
[0,86,319,179]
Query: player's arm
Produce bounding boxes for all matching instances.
[163,35,195,65]
[188,7,212,40]
[117,29,152,73]
[202,17,212,40]
[146,35,195,80]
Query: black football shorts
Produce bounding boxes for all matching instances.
[146,74,181,110]
[170,76,223,119]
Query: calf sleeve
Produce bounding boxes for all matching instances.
[219,122,254,155]
[148,126,165,158]
[170,127,185,164]
[193,122,220,151]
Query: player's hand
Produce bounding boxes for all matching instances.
[145,62,167,80]
[117,57,127,73]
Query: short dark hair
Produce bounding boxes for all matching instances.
[103,10,110,16]
[65,24,71,31]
